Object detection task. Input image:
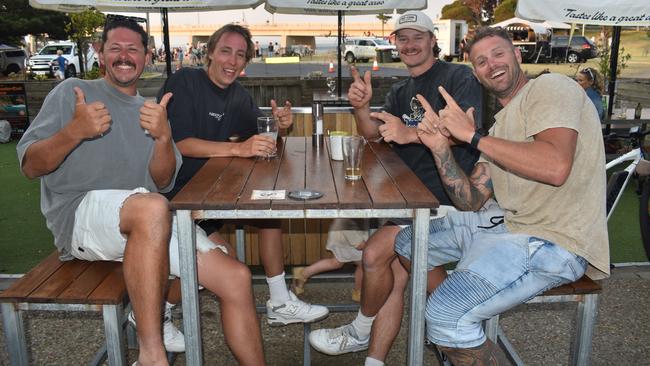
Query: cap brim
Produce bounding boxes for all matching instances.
[391,25,432,35]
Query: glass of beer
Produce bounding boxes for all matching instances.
[257,116,278,159]
[342,136,365,180]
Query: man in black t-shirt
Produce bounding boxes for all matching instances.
[309,11,483,363]
[160,24,329,329]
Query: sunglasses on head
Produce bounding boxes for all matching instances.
[581,67,594,80]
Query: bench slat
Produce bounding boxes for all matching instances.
[541,276,602,296]
[59,261,121,302]
[89,264,127,305]
[0,252,64,300]
[27,260,92,302]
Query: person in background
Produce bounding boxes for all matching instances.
[576,67,605,122]
[159,23,329,329]
[53,49,67,80]
[460,33,469,62]
[292,219,370,302]
[17,18,265,365]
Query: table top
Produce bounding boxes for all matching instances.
[171,136,439,213]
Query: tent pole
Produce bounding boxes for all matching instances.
[605,26,621,134]
[162,8,172,77]
[337,10,343,98]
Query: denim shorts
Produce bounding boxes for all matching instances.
[70,188,226,277]
[394,205,587,348]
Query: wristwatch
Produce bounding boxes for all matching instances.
[470,131,482,149]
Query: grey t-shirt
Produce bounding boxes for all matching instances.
[16,78,182,257]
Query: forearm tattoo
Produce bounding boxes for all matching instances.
[433,149,493,211]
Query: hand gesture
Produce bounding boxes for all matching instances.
[348,66,372,109]
[415,94,450,153]
[69,87,112,140]
[437,86,476,144]
[369,110,416,144]
[271,99,293,129]
[236,134,276,158]
[139,92,173,141]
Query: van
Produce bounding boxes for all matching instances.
[27,42,98,78]
[342,37,398,63]
[0,48,27,76]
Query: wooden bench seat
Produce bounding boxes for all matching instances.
[483,275,602,366]
[0,251,130,366]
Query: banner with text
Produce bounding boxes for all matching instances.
[265,0,426,15]
[516,0,650,26]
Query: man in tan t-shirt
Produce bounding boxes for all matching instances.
[393,26,609,365]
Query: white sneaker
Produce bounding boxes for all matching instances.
[128,302,185,353]
[309,323,369,355]
[266,291,329,326]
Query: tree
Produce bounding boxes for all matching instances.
[376,14,392,37]
[65,9,105,76]
[596,27,631,92]
[494,0,517,23]
[441,1,476,26]
[0,0,69,46]
[462,0,499,25]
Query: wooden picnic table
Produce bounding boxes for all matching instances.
[171,136,439,365]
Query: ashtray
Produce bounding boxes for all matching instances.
[288,190,323,200]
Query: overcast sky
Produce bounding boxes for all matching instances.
[125,0,454,26]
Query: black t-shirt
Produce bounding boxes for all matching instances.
[159,68,262,199]
[383,60,483,206]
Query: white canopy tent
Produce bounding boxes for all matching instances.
[29,0,263,76]
[493,16,570,34]
[516,0,650,121]
[265,0,426,97]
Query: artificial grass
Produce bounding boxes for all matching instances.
[0,139,647,274]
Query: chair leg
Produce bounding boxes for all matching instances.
[102,304,127,366]
[235,226,246,262]
[570,293,598,366]
[1,303,29,366]
[303,322,311,366]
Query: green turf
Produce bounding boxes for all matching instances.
[1,139,648,274]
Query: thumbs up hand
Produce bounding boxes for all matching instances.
[348,66,372,109]
[139,92,173,141]
[70,86,112,140]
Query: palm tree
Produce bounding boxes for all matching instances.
[376,14,392,37]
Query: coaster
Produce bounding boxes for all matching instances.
[288,190,323,200]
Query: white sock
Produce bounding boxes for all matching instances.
[351,310,375,340]
[365,357,385,366]
[266,272,291,306]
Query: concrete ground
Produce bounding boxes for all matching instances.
[1,265,649,365]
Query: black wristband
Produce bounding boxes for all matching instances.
[470,131,482,149]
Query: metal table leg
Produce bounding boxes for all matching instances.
[177,210,202,365]
[407,208,430,365]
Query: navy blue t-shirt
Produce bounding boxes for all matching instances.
[383,60,483,205]
[159,68,262,199]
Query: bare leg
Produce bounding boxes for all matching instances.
[360,225,402,316]
[438,340,512,366]
[301,257,345,282]
[367,258,408,361]
[120,193,170,366]
[256,220,284,277]
[197,248,265,366]
[166,279,181,304]
[352,261,363,293]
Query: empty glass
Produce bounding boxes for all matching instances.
[326,77,336,97]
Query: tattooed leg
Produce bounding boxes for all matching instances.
[438,340,512,366]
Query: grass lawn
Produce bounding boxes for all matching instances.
[0,138,648,274]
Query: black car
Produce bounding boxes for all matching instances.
[549,35,598,63]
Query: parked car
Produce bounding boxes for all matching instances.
[27,41,98,78]
[285,45,313,57]
[549,35,598,63]
[0,48,27,76]
[342,37,399,63]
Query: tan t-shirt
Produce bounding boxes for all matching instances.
[479,73,609,279]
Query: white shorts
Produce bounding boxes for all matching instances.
[55,70,65,79]
[325,219,368,263]
[70,188,225,277]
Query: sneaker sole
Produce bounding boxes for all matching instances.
[267,311,329,327]
[127,318,186,353]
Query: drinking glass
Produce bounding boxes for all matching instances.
[342,136,365,181]
[326,77,336,97]
[257,116,278,159]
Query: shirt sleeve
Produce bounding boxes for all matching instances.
[524,74,582,138]
[159,70,196,143]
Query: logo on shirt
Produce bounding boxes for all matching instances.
[209,112,224,121]
[402,96,424,128]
